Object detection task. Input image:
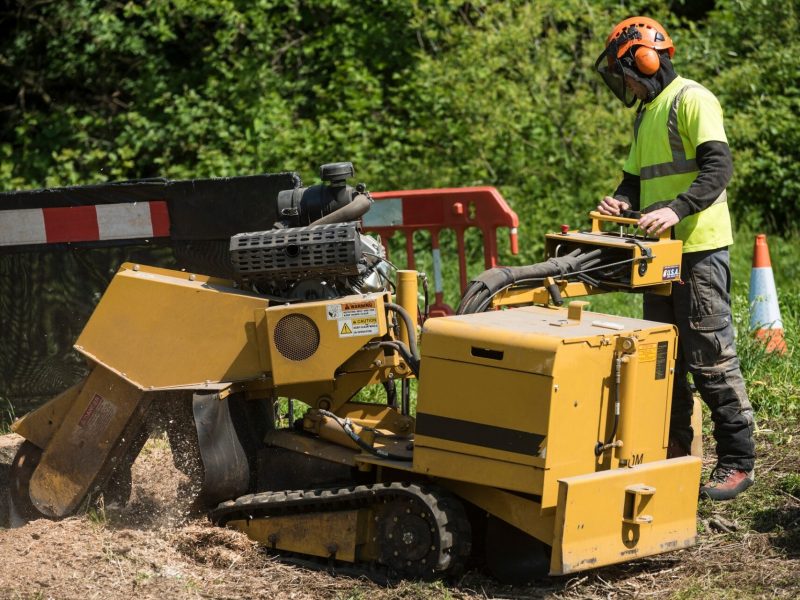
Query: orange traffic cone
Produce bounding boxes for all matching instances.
[748,234,786,353]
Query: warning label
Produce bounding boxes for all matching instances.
[76,393,117,435]
[639,344,657,362]
[327,300,377,320]
[338,317,380,337]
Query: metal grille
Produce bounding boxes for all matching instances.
[230,222,362,281]
[273,314,320,361]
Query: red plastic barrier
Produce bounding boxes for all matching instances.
[365,187,519,316]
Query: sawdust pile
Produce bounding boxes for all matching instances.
[0,433,399,600]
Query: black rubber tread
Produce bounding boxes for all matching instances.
[210,481,471,580]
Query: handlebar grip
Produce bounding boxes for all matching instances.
[588,210,672,240]
[589,210,640,228]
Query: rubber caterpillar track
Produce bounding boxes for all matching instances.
[210,481,472,580]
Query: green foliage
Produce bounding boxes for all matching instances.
[779,472,800,498]
[3,1,797,236]
[2,1,799,418]
[679,0,800,234]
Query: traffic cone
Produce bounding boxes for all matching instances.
[748,234,786,354]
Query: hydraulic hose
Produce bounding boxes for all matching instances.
[595,353,623,456]
[456,248,603,314]
[385,302,420,364]
[318,409,412,462]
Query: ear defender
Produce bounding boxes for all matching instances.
[634,46,660,75]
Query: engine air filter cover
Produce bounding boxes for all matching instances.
[230,222,363,282]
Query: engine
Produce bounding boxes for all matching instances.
[229,162,392,301]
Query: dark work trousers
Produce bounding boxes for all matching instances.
[643,248,755,472]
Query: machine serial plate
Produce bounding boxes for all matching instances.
[655,341,669,380]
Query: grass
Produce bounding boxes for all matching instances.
[0,397,15,434]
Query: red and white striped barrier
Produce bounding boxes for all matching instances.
[748,234,786,354]
[0,201,170,247]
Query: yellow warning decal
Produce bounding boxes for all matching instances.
[337,317,379,337]
[639,344,657,362]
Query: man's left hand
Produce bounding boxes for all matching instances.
[638,207,679,235]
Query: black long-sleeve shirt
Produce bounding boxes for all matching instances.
[613,140,733,217]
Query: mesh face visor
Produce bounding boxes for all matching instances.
[595,42,638,108]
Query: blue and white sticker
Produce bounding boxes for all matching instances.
[662,265,680,280]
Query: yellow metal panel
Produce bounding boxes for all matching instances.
[441,479,555,544]
[12,380,82,449]
[339,401,414,435]
[416,355,551,445]
[28,365,148,517]
[415,356,550,468]
[415,306,678,510]
[264,430,359,467]
[265,294,389,386]
[614,335,675,464]
[543,227,683,289]
[413,445,544,495]
[423,305,677,372]
[421,309,560,376]
[227,509,369,562]
[550,457,701,575]
[414,433,540,468]
[75,263,269,389]
[541,324,676,508]
[536,337,616,508]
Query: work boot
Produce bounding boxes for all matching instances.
[667,438,690,459]
[700,466,754,501]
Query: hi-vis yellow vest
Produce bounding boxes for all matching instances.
[623,76,733,253]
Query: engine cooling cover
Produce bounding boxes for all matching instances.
[230,222,364,282]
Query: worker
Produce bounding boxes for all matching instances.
[594,16,755,500]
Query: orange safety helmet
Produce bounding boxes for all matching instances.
[605,17,674,75]
[594,16,675,107]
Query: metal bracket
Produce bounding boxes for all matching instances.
[623,484,656,525]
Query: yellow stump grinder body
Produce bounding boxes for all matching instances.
[10,185,699,583]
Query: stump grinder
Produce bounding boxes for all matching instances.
[9,163,700,583]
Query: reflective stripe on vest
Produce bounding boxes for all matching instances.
[636,84,728,207]
[637,85,700,180]
[635,82,732,251]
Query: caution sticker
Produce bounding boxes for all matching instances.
[327,300,377,320]
[72,393,117,443]
[338,317,380,337]
[639,344,657,362]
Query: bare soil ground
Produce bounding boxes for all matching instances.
[0,424,797,600]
